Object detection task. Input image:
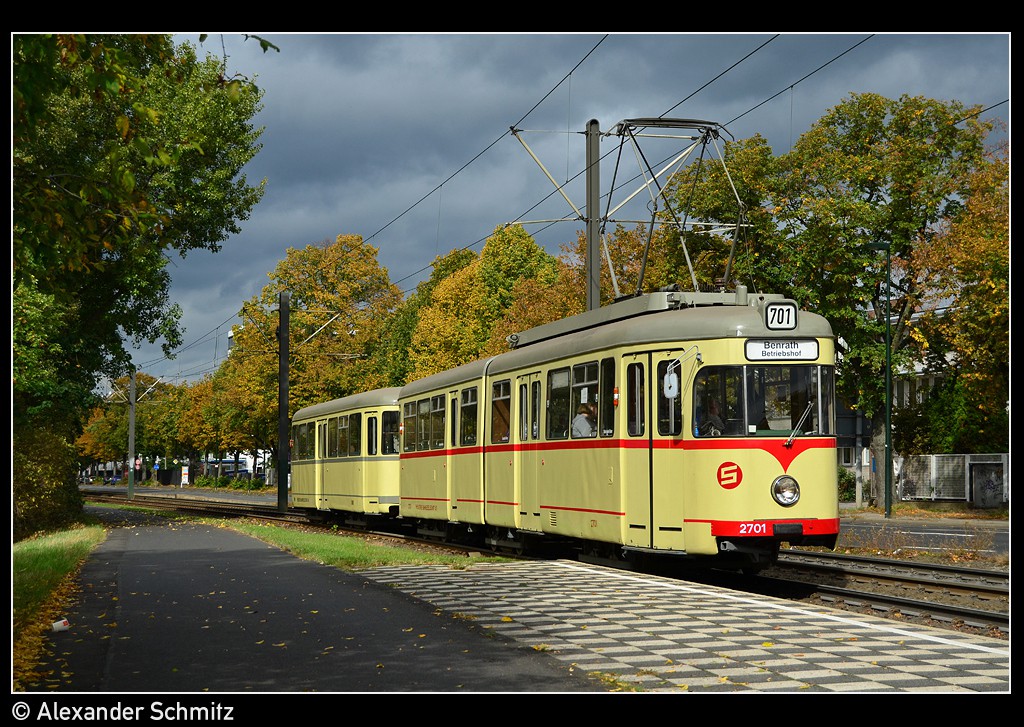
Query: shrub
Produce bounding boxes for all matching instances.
[13,420,83,541]
[837,466,857,502]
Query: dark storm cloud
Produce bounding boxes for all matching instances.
[129,32,1009,383]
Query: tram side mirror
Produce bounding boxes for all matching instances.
[663,372,679,399]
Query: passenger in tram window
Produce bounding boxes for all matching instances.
[571,403,596,438]
[698,397,725,437]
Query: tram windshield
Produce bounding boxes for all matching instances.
[692,364,833,438]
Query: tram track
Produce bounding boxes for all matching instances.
[85,491,1009,640]
[754,550,1009,639]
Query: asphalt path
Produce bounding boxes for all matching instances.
[30,508,604,694]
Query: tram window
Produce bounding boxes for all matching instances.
[599,358,615,437]
[491,380,511,443]
[294,422,312,460]
[751,365,819,434]
[430,395,445,449]
[531,380,541,439]
[626,362,645,436]
[519,383,529,440]
[571,362,598,439]
[417,399,431,450]
[292,423,305,460]
[748,367,769,431]
[350,413,362,455]
[383,410,400,454]
[657,361,683,436]
[402,402,416,452]
[692,364,833,437]
[338,415,350,456]
[367,416,378,456]
[694,368,742,437]
[327,417,339,458]
[450,397,458,449]
[460,388,478,446]
[820,366,835,435]
[547,368,570,439]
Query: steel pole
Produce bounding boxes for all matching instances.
[884,245,892,519]
[585,119,601,312]
[277,291,290,512]
[127,369,136,500]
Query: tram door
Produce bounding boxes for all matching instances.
[649,351,687,552]
[515,373,543,534]
[621,356,653,548]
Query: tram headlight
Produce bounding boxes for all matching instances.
[771,475,800,507]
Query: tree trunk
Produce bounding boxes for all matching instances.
[868,409,891,508]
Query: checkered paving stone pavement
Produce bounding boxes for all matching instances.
[358,559,1010,693]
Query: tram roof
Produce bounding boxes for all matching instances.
[293,387,402,422]
[399,289,833,397]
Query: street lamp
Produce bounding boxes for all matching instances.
[866,242,892,519]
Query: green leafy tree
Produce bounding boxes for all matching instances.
[14,35,265,372]
[13,34,268,537]
[662,135,783,292]
[484,259,582,356]
[676,93,994,502]
[477,225,559,324]
[409,261,491,378]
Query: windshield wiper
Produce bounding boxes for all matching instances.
[785,401,815,447]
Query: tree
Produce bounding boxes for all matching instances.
[14,35,266,377]
[477,225,559,325]
[663,134,783,293]
[409,261,491,378]
[676,93,994,502]
[483,260,582,357]
[407,226,558,377]
[270,234,404,408]
[901,138,1009,452]
[374,248,477,386]
[13,34,268,537]
[224,235,403,471]
[75,372,184,478]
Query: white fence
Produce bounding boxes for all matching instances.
[897,453,1008,507]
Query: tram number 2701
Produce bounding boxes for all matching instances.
[738,522,770,535]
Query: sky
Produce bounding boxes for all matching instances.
[129,32,1010,386]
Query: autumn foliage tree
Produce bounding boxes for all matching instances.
[408,225,558,378]
[897,138,1009,453]
[224,235,404,471]
[376,248,477,385]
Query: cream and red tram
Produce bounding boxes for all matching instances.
[290,388,402,520]
[395,286,839,570]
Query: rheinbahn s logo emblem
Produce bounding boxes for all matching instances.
[717,462,742,489]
